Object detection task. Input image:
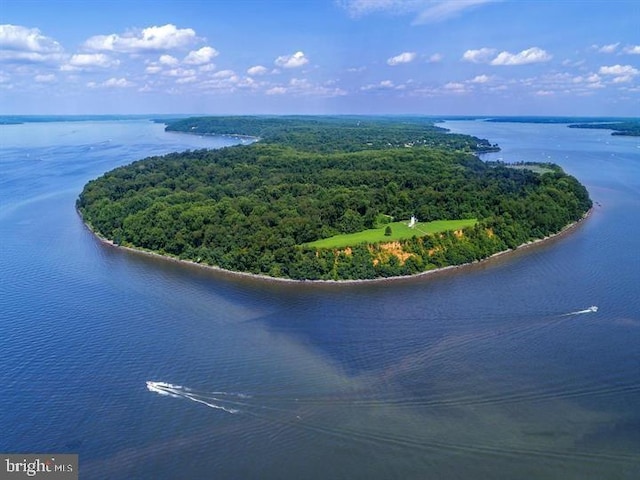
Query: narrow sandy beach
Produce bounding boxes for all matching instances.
[79,207,593,285]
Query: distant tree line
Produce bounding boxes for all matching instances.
[77,116,591,280]
[568,121,640,137]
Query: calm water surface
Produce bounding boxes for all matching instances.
[1,119,638,479]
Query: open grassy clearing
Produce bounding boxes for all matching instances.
[507,164,555,174]
[304,218,478,249]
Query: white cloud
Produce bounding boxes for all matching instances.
[284,77,348,96]
[274,51,309,68]
[612,75,634,84]
[623,45,640,55]
[490,47,552,66]
[159,54,179,66]
[339,0,500,25]
[0,24,64,63]
[444,81,467,93]
[0,24,62,53]
[247,65,269,76]
[103,77,134,88]
[387,51,416,65]
[461,47,496,63]
[35,73,56,83]
[145,64,162,74]
[176,76,198,84]
[535,90,554,96]
[198,64,216,72]
[65,53,119,70]
[599,64,639,76]
[361,79,401,91]
[591,43,619,54]
[470,74,491,83]
[88,77,135,88]
[183,46,218,65]
[213,69,235,78]
[428,53,443,63]
[164,67,197,77]
[266,86,287,95]
[84,24,196,53]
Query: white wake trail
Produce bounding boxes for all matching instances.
[146,381,243,414]
[562,306,599,316]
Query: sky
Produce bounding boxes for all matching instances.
[1,0,639,116]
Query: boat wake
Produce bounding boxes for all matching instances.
[562,306,598,316]
[146,381,250,414]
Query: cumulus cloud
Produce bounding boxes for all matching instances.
[598,64,639,76]
[145,64,163,74]
[266,86,287,95]
[623,45,640,55]
[183,46,218,65]
[274,51,309,68]
[428,53,443,63]
[84,24,196,53]
[339,0,500,25]
[490,47,552,65]
[103,77,134,87]
[88,77,135,88]
[247,65,268,76]
[0,24,62,53]
[461,47,496,63]
[64,53,120,70]
[176,76,198,84]
[470,74,491,83]
[0,24,64,63]
[444,81,467,93]
[361,79,402,91]
[163,67,197,77]
[212,69,235,78]
[159,54,179,66]
[462,46,551,65]
[387,51,416,65]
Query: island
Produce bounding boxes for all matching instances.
[485,116,640,137]
[77,116,591,281]
[568,121,640,137]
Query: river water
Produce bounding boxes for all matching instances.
[1,118,638,479]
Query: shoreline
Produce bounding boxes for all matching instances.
[79,207,593,286]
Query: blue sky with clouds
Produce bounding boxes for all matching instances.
[1,0,638,116]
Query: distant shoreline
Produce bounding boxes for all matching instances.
[78,208,593,286]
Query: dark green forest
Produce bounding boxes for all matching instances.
[568,121,640,137]
[78,116,591,281]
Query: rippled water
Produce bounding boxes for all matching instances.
[1,119,638,479]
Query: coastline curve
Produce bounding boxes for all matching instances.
[78,208,593,286]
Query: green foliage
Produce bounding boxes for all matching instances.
[165,115,501,153]
[568,121,640,137]
[384,226,392,236]
[78,116,592,281]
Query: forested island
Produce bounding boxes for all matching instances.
[77,116,591,281]
[568,121,640,137]
[486,116,640,137]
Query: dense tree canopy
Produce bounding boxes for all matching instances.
[78,116,591,281]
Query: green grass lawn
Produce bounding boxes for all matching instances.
[304,218,478,249]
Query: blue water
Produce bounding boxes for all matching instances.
[1,118,639,479]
